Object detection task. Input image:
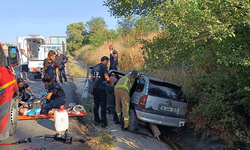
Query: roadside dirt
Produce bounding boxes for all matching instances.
[67,54,171,150]
[67,53,236,150]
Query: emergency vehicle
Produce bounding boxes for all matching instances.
[17,35,66,79]
[0,42,20,141]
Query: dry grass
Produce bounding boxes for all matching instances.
[144,61,195,98]
[97,131,116,150]
[73,33,159,72]
[67,54,87,78]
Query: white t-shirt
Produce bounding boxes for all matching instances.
[20,53,28,65]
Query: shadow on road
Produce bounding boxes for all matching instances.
[37,119,55,131]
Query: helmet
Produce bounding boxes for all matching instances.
[109,44,114,49]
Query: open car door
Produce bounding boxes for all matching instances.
[106,70,126,108]
[82,66,94,99]
[8,46,20,67]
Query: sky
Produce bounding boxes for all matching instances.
[0,0,119,44]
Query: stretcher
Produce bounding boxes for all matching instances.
[18,110,87,120]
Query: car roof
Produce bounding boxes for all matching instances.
[147,76,181,87]
[88,65,181,87]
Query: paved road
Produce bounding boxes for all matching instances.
[0,67,90,150]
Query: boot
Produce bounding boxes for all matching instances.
[124,120,129,128]
[113,112,119,124]
[25,72,29,80]
[120,118,125,131]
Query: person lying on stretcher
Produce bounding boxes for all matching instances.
[18,105,73,118]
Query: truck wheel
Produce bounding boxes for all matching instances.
[127,108,138,132]
[9,96,18,136]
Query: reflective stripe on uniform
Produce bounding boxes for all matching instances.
[115,85,129,92]
[124,117,129,121]
[0,79,17,91]
[115,77,130,92]
[126,102,129,116]
[117,112,121,116]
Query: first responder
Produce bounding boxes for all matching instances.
[91,56,113,128]
[114,70,138,130]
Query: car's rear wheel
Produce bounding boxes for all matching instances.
[9,96,18,136]
[127,108,138,132]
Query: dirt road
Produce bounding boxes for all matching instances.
[0,67,92,150]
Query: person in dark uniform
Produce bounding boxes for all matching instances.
[41,50,59,92]
[17,78,35,106]
[109,44,118,70]
[41,75,67,114]
[90,56,113,128]
[56,48,68,85]
[41,50,59,82]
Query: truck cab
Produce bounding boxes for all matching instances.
[0,43,20,141]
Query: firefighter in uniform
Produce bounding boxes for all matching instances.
[114,71,138,130]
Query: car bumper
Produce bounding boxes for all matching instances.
[135,110,186,127]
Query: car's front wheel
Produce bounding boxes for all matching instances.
[127,108,138,132]
[9,96,18,136]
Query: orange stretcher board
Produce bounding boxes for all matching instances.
[18,110,87,120]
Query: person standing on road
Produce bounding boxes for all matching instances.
[56,48,68,85]
[114,71,138,131]
[41,50,59,92]
[19,49,29,80]
[90,56,113,128]
[41,50,59,82]
[109,44,118,70]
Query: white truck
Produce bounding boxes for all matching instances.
[17,35,67,79]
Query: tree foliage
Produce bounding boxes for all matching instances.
[86,17,109,49]
[117,16,137,35]
[66,22,86,52]
[104,0,250,147]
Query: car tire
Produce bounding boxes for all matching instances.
[9,96,18,136]
[127,108,138,132]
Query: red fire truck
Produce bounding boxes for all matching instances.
[0,43,20,141]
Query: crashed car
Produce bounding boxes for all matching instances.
[82,66,188,131]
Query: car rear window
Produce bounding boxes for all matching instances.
[136,78,145,92]
[148,80,187,102]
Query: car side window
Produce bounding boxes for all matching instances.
[136,78,145,92]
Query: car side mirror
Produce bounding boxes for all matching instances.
[8,46,20,67]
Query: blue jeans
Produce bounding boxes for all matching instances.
[59,68,67,83]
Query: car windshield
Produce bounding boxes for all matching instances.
[148,80,187,102]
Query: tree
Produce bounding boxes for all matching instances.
[117,16,136,35]
[66,22,86,51]
[134,15,159,35]
[104,0,250,146]
[86,17,109,49]
[107,29,118,41]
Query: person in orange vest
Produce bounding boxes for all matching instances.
[114,71,138,130]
